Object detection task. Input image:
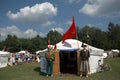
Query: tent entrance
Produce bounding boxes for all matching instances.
[59,50,77,74]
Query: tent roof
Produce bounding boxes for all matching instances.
[37,39,104,55]
[18,50,26,54]
[56,39,103,50]
[56,39,82,50]
[57,39,104,55]
[0,51,9,54]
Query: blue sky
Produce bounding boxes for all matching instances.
[0,0,120,40]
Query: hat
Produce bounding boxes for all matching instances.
[81,43,87,47]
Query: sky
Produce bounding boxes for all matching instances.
[0,0,120,40]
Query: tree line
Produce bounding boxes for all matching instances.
[0,22,120,53]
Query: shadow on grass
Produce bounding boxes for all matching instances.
[34,67,46,76]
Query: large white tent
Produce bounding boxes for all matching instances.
[57,39,104,74]
[0,51,9,68]
[39,39,104,74]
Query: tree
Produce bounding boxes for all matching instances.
[77,25,108,49]
[30,36,47,53]
[3,35,19,52]
[47,30,62,45]
[0,22,120,52]
[107,22,120,49]
[78,25,92,44]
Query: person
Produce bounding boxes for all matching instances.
[7,54,13,66]
[15,52,20,64]
[36,54,40,62]
[98,60,103,72]
[80,44,90,77]
[12,53,16,65]
[45,47,55,77]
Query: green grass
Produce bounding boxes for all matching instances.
[0,58,120,80]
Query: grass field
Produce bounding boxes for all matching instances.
[0,57,120,80]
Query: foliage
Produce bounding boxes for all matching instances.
[47,30,62,45]
[0,22,120,53]
[77,23,120,50]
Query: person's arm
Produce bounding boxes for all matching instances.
[45,53,48,60]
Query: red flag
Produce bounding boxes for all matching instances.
[62,16,77,43]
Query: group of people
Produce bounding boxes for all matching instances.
[7,50,40,66]
[45,43,90,77]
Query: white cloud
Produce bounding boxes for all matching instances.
[66,20,72,25]
[65,20,77,25]
[24,29,38,38]
[85,24,94,27]
[53,27,64,34]
[7,2,57,26]
[38,32,46,37]
[0,25,21,37]
[68,0,81,3]
[79,0,120,17]
[0,25,45,40]
[42,21,55,26]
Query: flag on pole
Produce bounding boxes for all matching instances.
[53,28,57,51]
[54,44,57,50]
[62,16,77,43]
[47,39,50,48]
[86,32,90,39]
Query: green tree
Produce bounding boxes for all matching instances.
[77,25,108,49]
[3,35,19,52]
[78,25,92,44]
[47,30,62,45]
[30,35,47,53]
[107,22,120,49]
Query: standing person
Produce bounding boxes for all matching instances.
[12,53,16,65]
[45,47,55,77]
[80,44,90,77]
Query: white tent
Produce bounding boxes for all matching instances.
[18,50,26,54]
[40,39,104,74]
[0,51,9,68]
[108,49,119,57]
[57,39,104,74]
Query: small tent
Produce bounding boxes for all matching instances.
[39,39,104,75]
[0,51,9,68]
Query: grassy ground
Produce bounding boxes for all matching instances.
[0,57,120,80]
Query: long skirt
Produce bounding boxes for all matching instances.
[80,60,89,74]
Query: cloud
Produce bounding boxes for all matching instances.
[66,20,72,25]
[7,2,57,26]
[65,20,77,25]
[0,25,45,40]
[79,0,120,17]
[0,25,21,37]
[85,24,94,27]
[53,27,64,34]
[68,0,81,3]
[42,21,55,26]
[24,29,38,38]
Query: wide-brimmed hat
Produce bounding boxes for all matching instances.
[81,43,87,47]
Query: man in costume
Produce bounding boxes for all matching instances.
[45,47,55,77]
[80,44,90,77]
